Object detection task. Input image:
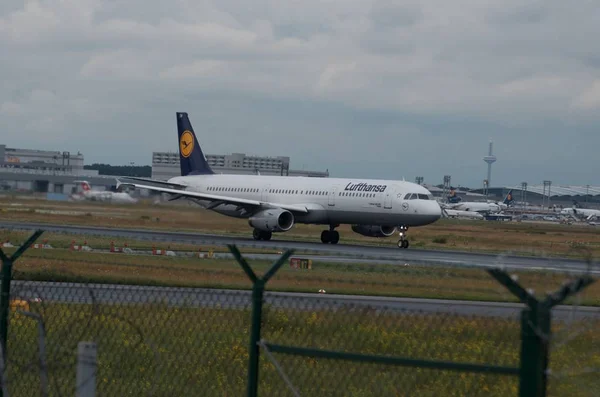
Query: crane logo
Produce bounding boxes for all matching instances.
[180,130,194,158]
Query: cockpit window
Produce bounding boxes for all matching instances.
[404,193,433,200]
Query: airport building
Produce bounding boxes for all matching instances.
[471,185,600,208]
[151,151,329,180]
[0,144,329,196]
[0,144,117,194]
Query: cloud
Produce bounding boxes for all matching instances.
[571,80,600,111]
[0,0,599,186]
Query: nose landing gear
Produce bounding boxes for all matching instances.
[397,225,409,249]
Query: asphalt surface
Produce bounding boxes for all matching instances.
[1,221,598,274]
[11,280,599,321]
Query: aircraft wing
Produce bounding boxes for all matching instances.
[118,177,188,189]
[120,181,309,214]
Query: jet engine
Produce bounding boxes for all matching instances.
[351,225,396,238]
[249,209,295,232]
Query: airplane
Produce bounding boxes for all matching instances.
[118,112,442,249]
[441,208,485,220]
[442,190,514,215]
[71,181,138,204]
[560,203,600,221]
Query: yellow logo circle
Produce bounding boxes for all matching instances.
[180,130,194,158]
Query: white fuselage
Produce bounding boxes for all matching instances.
[167,174,441,227]
[442,209,484,220]
[445,201,506,213]
[560,207,600,220]
[73,190,137,204]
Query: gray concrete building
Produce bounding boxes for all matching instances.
[0,144,116,194]
[152,151,329,180]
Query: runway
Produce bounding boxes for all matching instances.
[1,221,598,274]
[11,280,599,321]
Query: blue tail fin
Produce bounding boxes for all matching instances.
[503,189,514,206]
[176,112,214,176]
[447,187,462,203]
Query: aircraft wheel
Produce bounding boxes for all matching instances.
[262,231,272,241]
[253,229,262,241]
[330,231,340,244]
[402,240,409,249]
[321,230,331,244]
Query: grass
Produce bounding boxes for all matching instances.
[2,197,600,259]
[7,297,599,396]
[0,230,284,255]
[4,248,600,305]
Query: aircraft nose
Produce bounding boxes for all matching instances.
[422,200,442,224]
[431,201,442,218]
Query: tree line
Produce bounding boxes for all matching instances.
[84,163,152,177]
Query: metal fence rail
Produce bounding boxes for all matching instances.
[0,231,597,396]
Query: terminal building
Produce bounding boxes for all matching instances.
[0,144,116,194]
[0,144,329,196]
[151,151,329,180]
[471,185,600,208]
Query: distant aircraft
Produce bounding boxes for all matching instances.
[119,112,442,248]
[442,190,514,215]
[71,181,137,203]
[441,209,485,220]
[560,202,600,221]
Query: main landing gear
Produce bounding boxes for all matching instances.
[253,229,272,241]
[397,225,409,249]
[321,225,340,244]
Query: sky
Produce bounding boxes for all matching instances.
[1,0,599,188]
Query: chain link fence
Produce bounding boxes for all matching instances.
[0,231,598,396]
[7,281,252,396]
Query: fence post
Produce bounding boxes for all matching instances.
[0,231,44,355]
[487,268,595,397]
[518,305,550,397]
[0,229,44,397]
[76,342,97,397]
[248,278,265,397]
[228,244,294,397]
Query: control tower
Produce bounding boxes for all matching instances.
[483,139,497,187]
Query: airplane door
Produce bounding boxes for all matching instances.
[384,189,393,209]
[328,186,337,207]
[262,185,270,201]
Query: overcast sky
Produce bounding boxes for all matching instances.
[1,0,599,187]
